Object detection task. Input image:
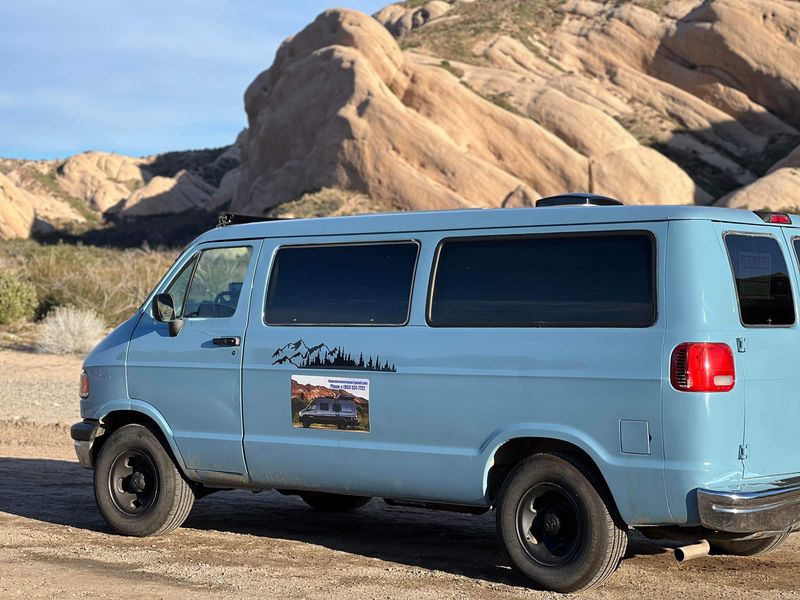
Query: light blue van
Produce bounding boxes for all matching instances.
[71,196,800,592]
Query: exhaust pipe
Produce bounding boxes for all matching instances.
[674,540,710,562]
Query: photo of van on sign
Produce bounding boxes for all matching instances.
[291,374,370,432]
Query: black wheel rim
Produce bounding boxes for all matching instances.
[107,448,159,516]
[515,482,585,567]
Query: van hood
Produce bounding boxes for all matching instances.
[83,312,141,370]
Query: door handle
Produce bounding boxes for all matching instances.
[212,336,241,347]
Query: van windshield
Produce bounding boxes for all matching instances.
[725,234,795,326]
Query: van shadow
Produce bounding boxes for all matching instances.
[0,457,667,586]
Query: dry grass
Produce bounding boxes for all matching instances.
[35,306,106,355]
[0,240,177,327]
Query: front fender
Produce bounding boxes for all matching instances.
[96,399,192,477]
[127,399,191,474]
[479,423,671,526]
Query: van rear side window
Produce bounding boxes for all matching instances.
[428,232,656,327]
[724,234,795,326]
[265,242,419,326]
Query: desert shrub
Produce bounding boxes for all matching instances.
[35,306,106,355]
[0,241,177,327]
[0,269,37,325]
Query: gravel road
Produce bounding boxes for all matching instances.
[0,348,798,598]
[0,348,82,424]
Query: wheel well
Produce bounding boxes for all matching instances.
[92,411,177,467]
[486,438,620,518]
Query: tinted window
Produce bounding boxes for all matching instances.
[184,246,253,319]
[429,233,655,327]
[725,234,794,326]
[265,243,418,325]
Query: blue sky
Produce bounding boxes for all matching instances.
[0,1,387,159]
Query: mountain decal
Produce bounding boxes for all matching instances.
[272,340,397,372]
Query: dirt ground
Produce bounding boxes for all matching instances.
[0,347,798,598]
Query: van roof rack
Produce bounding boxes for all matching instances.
[536,193,623,208]
[217,212,286,227]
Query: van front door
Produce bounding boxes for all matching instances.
[127,241,261,478]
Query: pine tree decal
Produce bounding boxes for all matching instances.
[274,340,399,372]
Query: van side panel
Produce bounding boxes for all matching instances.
[242,224,671,526]
[662,220,746,524]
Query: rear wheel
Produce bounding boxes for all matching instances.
[300,492,371,512]
[711,533,790,556]
[496,453,627,593]
[94,424,194,536]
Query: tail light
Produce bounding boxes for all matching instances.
[79,371,90,399]
[755,211,792,224]
[670,343,735,392]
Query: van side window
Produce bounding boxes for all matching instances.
[795,238,800,268]
[265,242,419,326]
[428,233,655,327]
[724,234,795,326]
[164,254,198,318]
[183,246,253,319]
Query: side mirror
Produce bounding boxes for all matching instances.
[152,293,184,337]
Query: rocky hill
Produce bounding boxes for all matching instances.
[2,0,799,241]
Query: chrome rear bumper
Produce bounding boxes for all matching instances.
[697,481,800,534]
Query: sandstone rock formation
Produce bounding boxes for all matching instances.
[109,170,216,218]
[3,0,800,242]
[57,152,149,212]
[0,143,240,239]
[0,173,36,239]
[234,5,723,214]
[374,1,454,36]
[719,167,800,212]
[233,8,588,214]
[372,0,800,211]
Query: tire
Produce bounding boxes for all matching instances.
[301,419,310,428]
[337,421,348,430]
[94,424,195,537]
[711,532,790,556]
[300,492,371,512]
[496,453,628,593]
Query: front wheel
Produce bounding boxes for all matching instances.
[711,533,790,556]
[94,424,195,536]
[300,492,371,512]
[496,453,627,593]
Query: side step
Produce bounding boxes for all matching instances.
[384,498,488,515]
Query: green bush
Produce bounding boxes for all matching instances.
[0,269,37,325]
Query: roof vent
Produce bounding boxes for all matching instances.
[535,193,623,208]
